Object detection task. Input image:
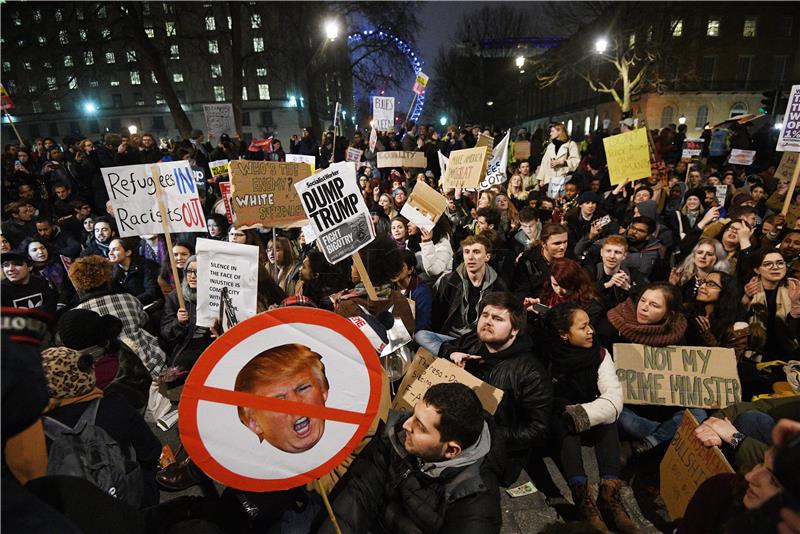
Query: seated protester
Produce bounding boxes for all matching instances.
[405,220,422,253]
[1,250,59,316]
[390,216,409,250]
[417,215,454,282]
[57,309,152,411]
[670,237,733,302]
[68,255,166,381]
[24,238,74,310]
[512,223,569,301]
[684,271,750,360]
[512,207,541,255]
[108,237,162,307]
[492,192,519,236]
[565,191,605,253]
[295,250,348,311]
[480,228,515,288]
[544,303,636,534]
[667,188,705,241]
[79,214,94,248]
[529,257,604,326]
[694,397,800,474]
[439,292,552,486]
[139,234,167,264]
[2,200,37,249]
[598,283,706,455]
[80,216,117,258]
[266,236,301,296]
[160,256,213,373]
[591,235,648,311]
[743,248,800,366]
[319,383,502,534]
[683,207,756,276]
[635,199,674,251]
[50,182,80,220]
[621,216,665,279]
[389,249,433,332]
[157,241,194,297]
[34,216,82,259]
[474,207,505,246]
[417,234,507,355]
[777,228,800,268]
[40,345,162,507]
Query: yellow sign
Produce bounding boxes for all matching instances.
[228,160,310,228]
[442,147,489,189]
[603,128,651,185]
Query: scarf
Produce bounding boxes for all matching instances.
[607,299,687,346]
[44,387,104,413]
[748,284,796,354]
[548,339,603,405]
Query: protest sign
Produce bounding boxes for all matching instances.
[102,161,206,237]
[376,151,427,169]
[442,147,489,189]
[514,140,531,161]
[777,84,800,152]
[729,148,756,166]
[345,147,363,164]
[195,238,259,328]
[776,151,799,181]
[715,185,729,207]
[209,159,230,182]
[180,307,383,492]
[400,180,447,231]
[228,160,310,228]
[681,138,705,162]
[603,128,651,185]
[480,129,511,190]
[438,150,449,175]
[203,103,235,141]
[392,351,504,415]
[412,72,429,95]
[372,96,395,131]
[295,161,375,264]
[1,83,14,111]
[660,410,734,520]
[219,182,234,224]
[286,154,316,174]
[613,344,741,409]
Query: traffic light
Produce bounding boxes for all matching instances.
[760,89,776,115]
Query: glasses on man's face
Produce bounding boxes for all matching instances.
[699,279,722,290]
[761,260,787,270]
[185,269,198,277]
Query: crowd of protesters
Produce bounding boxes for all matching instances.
[2,116,799,534]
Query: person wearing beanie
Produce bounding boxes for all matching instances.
[669,188,707,240]
[566,191,615,257]
[41,346,162,508]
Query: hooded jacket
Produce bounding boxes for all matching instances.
[432,263,506,337]
[511,245,551,300]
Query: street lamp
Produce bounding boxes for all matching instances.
[83,101,98,114]
[594,38,608,54]
[515,55,525,69]
[591,39,607,131]
[128,125,137,135]
[678,115,687,125]
[324,19,339,41]
[439,116,447,126]
[486,101,494,107]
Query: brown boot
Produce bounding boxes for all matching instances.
[569,482,610,533]
[597,479,639,534]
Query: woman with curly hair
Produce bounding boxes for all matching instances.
[532,257,604,325]
[669,237,732,301]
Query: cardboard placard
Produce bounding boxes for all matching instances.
[729,148,756,166]
[603,128,651,185]
[285,154,316,174]
[775,151,799,181]
[376,151,427,169]
[680,138,704,162]
[715,185,729,207]
[219,182,234,224]
[346,147,363,163]
[209,159,230,182]
[392,351,504,415]
[372,96,395,131]
[400,180,447,231]
[295,161,375,264]
[659,410,734,520]
[195,238,259,328]
[613,344,742,409]
[514,140,531,161]
[776,84,800,152]
[480,129,511,190]
[412,72,429,95]
[203,103,235,141]
[228,160,310,228]
[442,147,489,189]
[101,161,206,237]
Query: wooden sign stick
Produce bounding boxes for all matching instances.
[314,479,342,534]
[351,251,378,301]
[149,164,185,310]
[782,157,800,215]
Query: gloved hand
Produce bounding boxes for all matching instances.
[562,404,591,434]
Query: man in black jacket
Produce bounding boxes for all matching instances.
[320,383,502,534]
[512,222,569,300]
[439,291,553,485]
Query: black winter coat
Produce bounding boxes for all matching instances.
[112,258,162,306]
[511,246,550,300]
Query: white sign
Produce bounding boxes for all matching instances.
[480,129,511,190]
[372,96,395,131]
[295,162,375,264]
[196,238,259,328]
[102,161,206,237]
[438,150,449,176]
[203,103,236,142]
[777,84,800,152]
[728,148,756,166]
[715,185,729,207]
[286,154,316,174]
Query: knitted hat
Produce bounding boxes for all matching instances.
[684,188,704,204]
[57,309,122,350]
[41,346,96,399]
[576,191,601,205]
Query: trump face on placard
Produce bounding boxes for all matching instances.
[235,343,329,453]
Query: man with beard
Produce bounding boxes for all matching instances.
[621,216,664,279]
[439,291,552,486]
[512,222,569,300]
[34,217,81,259]
[80,216,117,258]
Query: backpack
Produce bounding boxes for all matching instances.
[42,398,143,508]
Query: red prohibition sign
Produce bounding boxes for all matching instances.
[179,307,383,492]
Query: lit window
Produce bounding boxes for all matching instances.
[205,16,216,31]
[23,62,31,70]
[85,51,94,65]
[251,14,261,29]
[106,52,115,64]
[12,12,20,26]
[162,2,174,15]
[213,86,225,102]
[707,18,720,37]
[47,77,57,90]
[110,80,120,87]
[130,71,141,85]
[743,18,757,37]
[696,105,709,128]
[155,93,166,104]
[101,27,111,39]
[33,9,41,22]
[672,19,683,37]
[258,83,270,100]
[256,67,267,76]
[79,29,87,41]
[170,45,179,59]
[29,84,38,94]
[142,2,151,15]
[211,64,222,78]
[55,9,63,22]
[227,16,232,29]
[166,22,176,37]
[661,105,674,127]
[2,61,10,72]
[53,100,61,111]
[135,93,145,106]
[64,56,74,67]
[69,78,78,90]
[127,50,137,62]
[89,80,99,88]
[76,7,84,19]
[145,27,155,39]
[208,40,219,53]
[97,5,107,18]
[253,37,264,52]
[43,62,52,69]
[173,73,183,83]
[242,87,248,100]
[32,101,42,113]
[38,35,47,46]
[59,30,69,44]
[151,72,158,84]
